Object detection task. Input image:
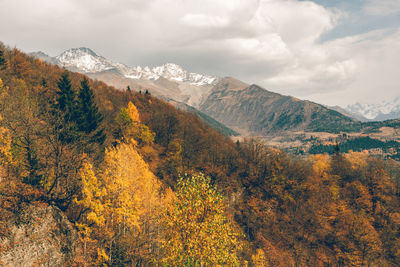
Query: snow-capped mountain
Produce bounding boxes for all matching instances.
[125,63,218,86]
[31,47,220,107]
[346,97,400,121]
[34,47,219,87]
[56,47,115,73]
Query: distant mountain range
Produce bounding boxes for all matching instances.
[31,48,400,137]
[346,98,400,121]
[31,48,218,107]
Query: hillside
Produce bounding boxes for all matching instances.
[199,79,359,135]
[1,44,400,266]
[160,97,239,137]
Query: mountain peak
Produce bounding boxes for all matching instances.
[55,47,114,73]
[65,47,98,56]
[34,47,219,87]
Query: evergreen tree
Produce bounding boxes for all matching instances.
[52,72,80,144]
[0,50,5,69]
[76,78,105,145]
[0,49,6,69]
[41,77,47,88]
[0,47,7,70]
[55,72,77,122]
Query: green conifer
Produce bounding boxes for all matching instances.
[0,49,6,69]
[76,77,105,145]
[53,72,80,143]
[55,72,76,122]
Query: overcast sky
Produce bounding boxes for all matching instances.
[1,0,399,107]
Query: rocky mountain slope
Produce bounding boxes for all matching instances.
[199,78,358,136]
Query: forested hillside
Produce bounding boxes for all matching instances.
[1,44,400,266]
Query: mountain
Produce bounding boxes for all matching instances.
[33,47,400,138]
[326,105,366,122]
[198,78,359,136]
[346,98,400,121]
[29,51,60,65]
[32,48,218,107]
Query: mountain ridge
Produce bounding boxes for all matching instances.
[31,48,218,107]
[31,47,400,138]
[199,81,358,136]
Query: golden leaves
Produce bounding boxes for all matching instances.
[161,173,242,266]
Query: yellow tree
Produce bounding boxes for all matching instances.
[100,141,161,265]
[252,248,267,267]
[116,101,155,145]
[161,173,242,266]
[0,80,11,172]
[71,140,162,265]
[73,157,108,266]
[0,114,13,172]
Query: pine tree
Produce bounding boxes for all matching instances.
[41,77,47,88]
[52,72,80,144]
[76,78,105,145]
[55,72,77,122]
[0,49,6,69]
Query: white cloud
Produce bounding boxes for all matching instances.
[180,14,229,28]
[364,0,400,16]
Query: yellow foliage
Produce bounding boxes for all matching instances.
[96,248,109,264]
[102,141,161,231]
[118,102,155,145]
[75,158,106,226]
[252,248,267,267]
[126,101,140,123]
[345,151,368,170]
[309,154,330,178]
[0,115,13,168]
[161,173,242,266]
[73,142,163,265]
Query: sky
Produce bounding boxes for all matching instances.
[0,0,399,107]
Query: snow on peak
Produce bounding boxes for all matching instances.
[56,47,115,73]
[346,98,400,120]
[53,47,219,86]
[124,62,218,86]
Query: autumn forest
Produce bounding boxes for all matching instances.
[0,44,400,266]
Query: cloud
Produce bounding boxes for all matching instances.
[364,0,400,16]
[0,0,398,106]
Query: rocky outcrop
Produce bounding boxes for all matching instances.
[0,204,78,267]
